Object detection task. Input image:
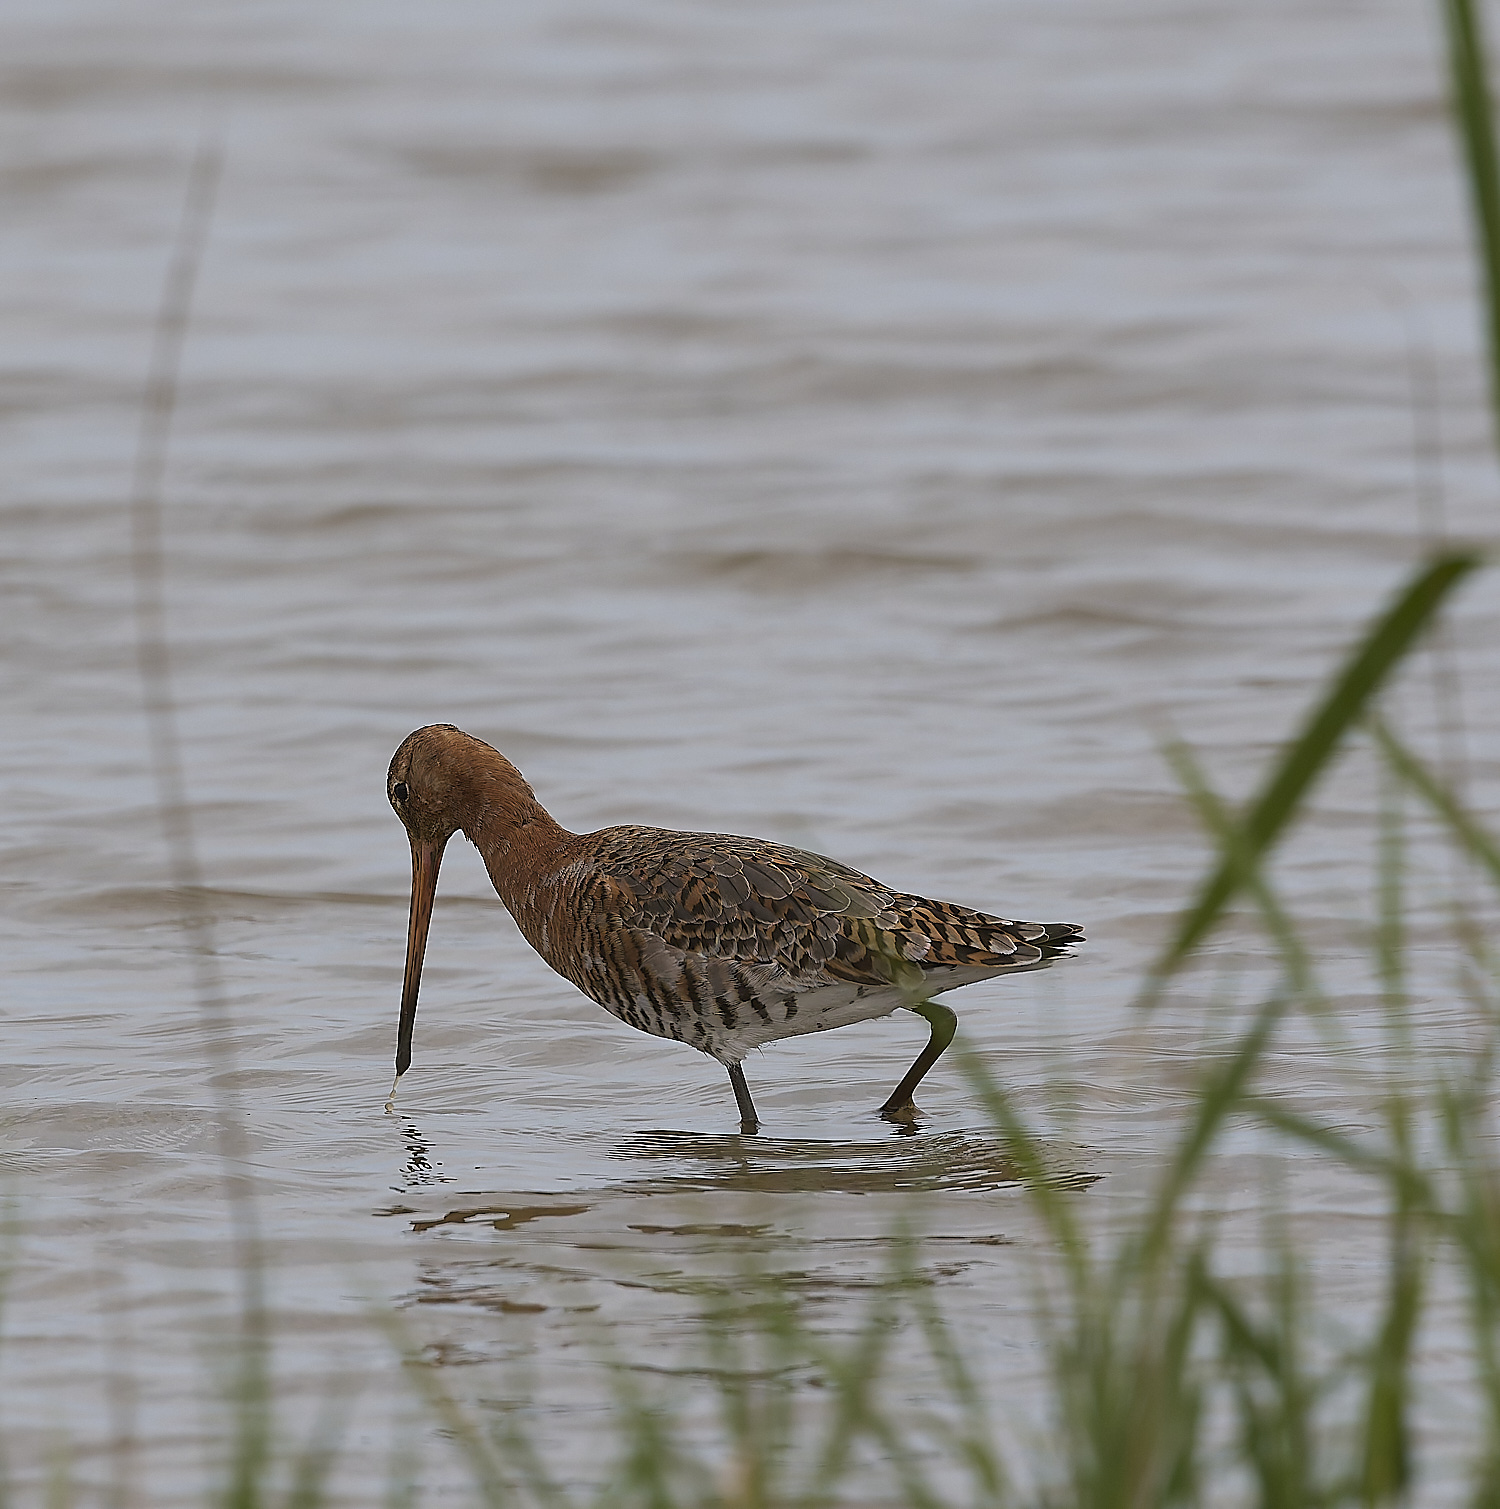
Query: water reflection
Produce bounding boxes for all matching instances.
[610,1127,1101,1196]
[382,1119,1101,1380]
[411,1201,592,1234]
[385,1117,1100,1217]
[395,1121,452,1188]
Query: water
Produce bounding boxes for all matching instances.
[5,0,1500,1500]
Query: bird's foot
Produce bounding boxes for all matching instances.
[878,1096,922,1123]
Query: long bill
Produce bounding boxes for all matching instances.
[396,837,447,1079]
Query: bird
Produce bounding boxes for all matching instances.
[387,724,1082,1133]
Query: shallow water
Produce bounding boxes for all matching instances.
[5,0,1500,1500]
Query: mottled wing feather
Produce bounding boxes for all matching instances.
[584,826,1081,991]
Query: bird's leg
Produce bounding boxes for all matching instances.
[879,1001,958,1120]
[727,1062,761,1134]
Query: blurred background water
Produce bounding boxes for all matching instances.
[4,0,1500,1500]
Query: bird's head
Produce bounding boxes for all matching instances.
[386,724,499,1084]
[386,724,551,1091]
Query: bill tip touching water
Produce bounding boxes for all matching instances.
[387,723,1083,1132]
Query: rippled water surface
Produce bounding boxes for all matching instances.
[6,0,1500,1501]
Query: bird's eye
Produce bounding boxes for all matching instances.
[392,782,409,802]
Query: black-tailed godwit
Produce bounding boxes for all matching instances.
[388,724,1082,1132]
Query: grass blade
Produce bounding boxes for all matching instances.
[1371,717,1500,888]
[1152,551,1480,978]
[1161,736,1319,1000]
[1133,997,1285,1273]
[1360,1209,1424,1505]
[1443,0,1500,444]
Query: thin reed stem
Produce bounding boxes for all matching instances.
[1442,0,1500,451]
[126,121,277,1499]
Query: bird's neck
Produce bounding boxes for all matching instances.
[459,751,575,899]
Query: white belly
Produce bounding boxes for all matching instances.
[703,962,1025,1064]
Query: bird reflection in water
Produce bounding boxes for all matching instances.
[609,1127,1098,1197]
[397,1121,451,1188]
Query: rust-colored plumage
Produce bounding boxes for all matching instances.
[388,724,1082,1131]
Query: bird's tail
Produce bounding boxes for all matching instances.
[893,898,1084,972]
[1033,921,1085,960]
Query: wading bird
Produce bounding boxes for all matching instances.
[388,724,1082,1132]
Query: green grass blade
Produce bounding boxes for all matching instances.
[1248,1098,1434,1211]
[1153,551,1480,977]
[959,1051,1091,1284]
[1161,737,1319,1000]
[1360,1211,1423,1505]
[1443,0,1500,443]
[1375,760,1410,1028]
[1371,717,1500,889]
[370,1309,511,1508]
[1133,997,1285,1273]
[807,1293,898,1499]
[280,1392,354,1509]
